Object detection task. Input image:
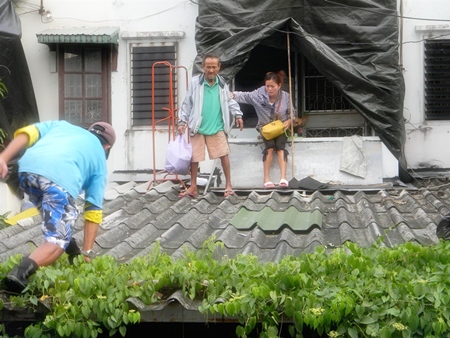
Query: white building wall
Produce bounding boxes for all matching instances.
[2,0,427,214]
[9,0,444,195]
[401,0,450,169]
[16,0,199,178]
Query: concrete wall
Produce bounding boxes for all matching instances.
[227,136,388,188]
[401,0,450,169]
[16,0,199,177]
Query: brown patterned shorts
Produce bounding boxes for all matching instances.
[191,131,230,162]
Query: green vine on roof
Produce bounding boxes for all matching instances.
[1,238,450,337]
[0,212,11,230]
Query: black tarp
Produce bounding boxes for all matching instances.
[0,0,39,140]
[194,0,407,171]
[0,0,39,192]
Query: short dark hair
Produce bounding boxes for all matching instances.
[202,53,221,65]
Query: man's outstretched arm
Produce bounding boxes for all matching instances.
[0,133,29,179]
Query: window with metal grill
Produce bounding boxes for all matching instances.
[425,40,450,120]
[303,56,354,113]
[131,45,177,126]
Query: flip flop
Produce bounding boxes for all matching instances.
[278,179,289,188]
[178,190,198,198]
[224,190,235,197]
[263,181,275,189]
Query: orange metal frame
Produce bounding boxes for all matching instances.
[147,61,189,190]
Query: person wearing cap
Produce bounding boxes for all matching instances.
[0,120,115,293]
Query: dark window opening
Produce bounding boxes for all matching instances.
[233,45,289,129]
[131,45,177,127]
[58,45,111,127]
[424,39,450,120]
[233,44,364,137]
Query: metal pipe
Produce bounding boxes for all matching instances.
[287,27,295,177]
[39,0,44,14]
[147,62,189,190]
[399,0,404,70]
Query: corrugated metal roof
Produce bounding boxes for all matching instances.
[1,178,448,321]
[1,181,444,264]
[36,27,120,44]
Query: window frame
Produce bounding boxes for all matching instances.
[129,42,178,127]
[57,44,112,128]
[423,39,450,120]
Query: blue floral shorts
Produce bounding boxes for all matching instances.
[19,173,79,250]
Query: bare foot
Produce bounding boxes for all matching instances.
[178,187,198,198]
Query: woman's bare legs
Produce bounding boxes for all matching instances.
[264,148,274,183]
[277,149,287,181]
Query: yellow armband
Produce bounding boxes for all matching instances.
[14,125,40,148]
[84,209,103,224]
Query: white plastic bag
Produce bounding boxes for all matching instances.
[164,134,192,175]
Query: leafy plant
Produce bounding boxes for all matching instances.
[2,238,450,337]
[0,78,6,99]
[0,211,11,230]
[0,76,7,148]
[0,128,6,149]
[0,323,21,338]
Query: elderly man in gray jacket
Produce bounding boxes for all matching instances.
[177,53,243,198]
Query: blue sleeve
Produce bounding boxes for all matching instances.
[84,174,106,209]
[34,121,57,139]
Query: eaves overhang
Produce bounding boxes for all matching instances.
[36,26,120,45]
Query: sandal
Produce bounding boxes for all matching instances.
[263,181,275,189]
[224,190,235,197]
[178,190,198,198]
[278,179,289,188]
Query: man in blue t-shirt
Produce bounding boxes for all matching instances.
[0,120,116,293]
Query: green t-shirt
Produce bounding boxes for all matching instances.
[198,77,224,135]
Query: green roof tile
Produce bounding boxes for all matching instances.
[230,206,322,232]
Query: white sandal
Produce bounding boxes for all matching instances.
[263,181,275,189]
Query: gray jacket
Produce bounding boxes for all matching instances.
[233,86,294,130]
[178,74,243,136]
